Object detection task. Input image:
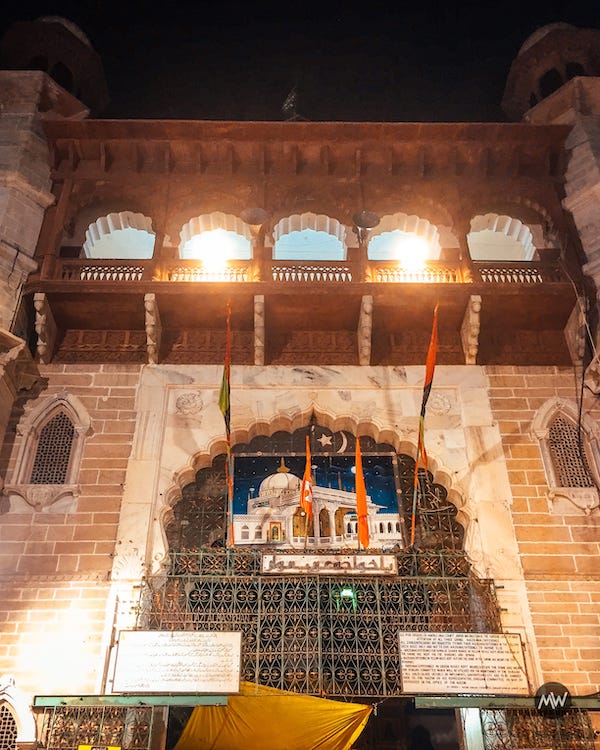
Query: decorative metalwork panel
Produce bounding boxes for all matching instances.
[480,707,595,750]
[40,706,155,750]
[138,549,500,698]
[0,705,17,750]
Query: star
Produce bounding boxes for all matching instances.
[317,433,333,447]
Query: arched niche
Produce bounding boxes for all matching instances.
[179,212,252,261]
[158,418,467,565]
[83,211,155,259]
[271,213,348,261]
[531,397,600,515]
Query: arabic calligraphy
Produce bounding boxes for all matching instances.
[261,553,398,575]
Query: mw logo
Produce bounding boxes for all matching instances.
[536,691,569,710]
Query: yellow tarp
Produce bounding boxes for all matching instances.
[174,681,372,750]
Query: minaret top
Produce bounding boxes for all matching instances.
[502,23,600,121]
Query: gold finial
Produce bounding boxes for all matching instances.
[276,457,290,473]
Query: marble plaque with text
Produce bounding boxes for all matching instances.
[112,630,241,694]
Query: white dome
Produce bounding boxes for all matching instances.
[259,470,301,497]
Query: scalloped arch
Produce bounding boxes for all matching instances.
[468,213,535,261]
[369,212,442,259]
[83,211,155,259]
[271,213,348,259]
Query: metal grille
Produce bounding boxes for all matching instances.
[40,706,154,750]
[30,412,75,484]
[480,707,594,750]
[138,549,500,698]
[0,705,16,750]
[549,416,594,487]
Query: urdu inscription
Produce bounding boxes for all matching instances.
[261,553,398,575]
[112,630,241,694]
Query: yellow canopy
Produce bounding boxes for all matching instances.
[174,681,372,750]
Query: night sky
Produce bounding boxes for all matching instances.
[1,1,598,121]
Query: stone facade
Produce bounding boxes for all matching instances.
[0,19,599,750]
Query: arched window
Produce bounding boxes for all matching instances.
[532,398,600,515]
[272,213,347,260]
[30,412,75,484]
[3,393,92,513]
[83,212,155,259]
[241,525,249,540]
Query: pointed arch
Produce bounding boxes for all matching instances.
[0,676,36,744]
[4,392,92,512]
[532,397,600,514]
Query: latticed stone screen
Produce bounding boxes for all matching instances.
[0,705,17,750]
[30,412,75,484]
[549,416,594,487]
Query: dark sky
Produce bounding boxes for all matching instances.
[1,1,599,121]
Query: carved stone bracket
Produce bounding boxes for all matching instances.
[144,293,162,364]
[358,294,373,366]
[2,484,79,512]
[548,487,600,515]
[460,294,481,365]
[254,294,265,366]
[0,329,41,395]
[33,292,57,364]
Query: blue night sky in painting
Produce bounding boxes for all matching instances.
[232,454,397,516]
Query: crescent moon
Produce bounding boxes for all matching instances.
[337,432,348,454]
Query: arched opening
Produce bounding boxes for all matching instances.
[319,508,331,538]
[467,213,535,261]
[272,213,347,260]
[179,213,252,263]
[50,61,74,92]
[368,213,441,268]
[83,212,155,259]
[539,67,564,98]
[565,61,586,80]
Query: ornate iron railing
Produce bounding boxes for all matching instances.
[137,549,500,698]
[39,706,154,750]
[480,707,594,750]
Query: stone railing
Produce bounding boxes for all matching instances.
[49,257,566,287]
[472,261,566,284]
[60,259,148,281]
[369,262,465,283]
[270,261,355,283]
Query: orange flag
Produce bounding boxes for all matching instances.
[300,435,313,519]
[355,437,369,549]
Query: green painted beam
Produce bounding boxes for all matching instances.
[414,696,600,710]
[33,695,228,707]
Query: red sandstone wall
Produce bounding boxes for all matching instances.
[0,364,141,695]
[487,365,600,695]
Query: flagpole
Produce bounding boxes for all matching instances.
[218,300,234,547]
[300,433,313,550]
[410,305,438,548]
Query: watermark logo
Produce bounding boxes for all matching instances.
[535,682,571,715]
